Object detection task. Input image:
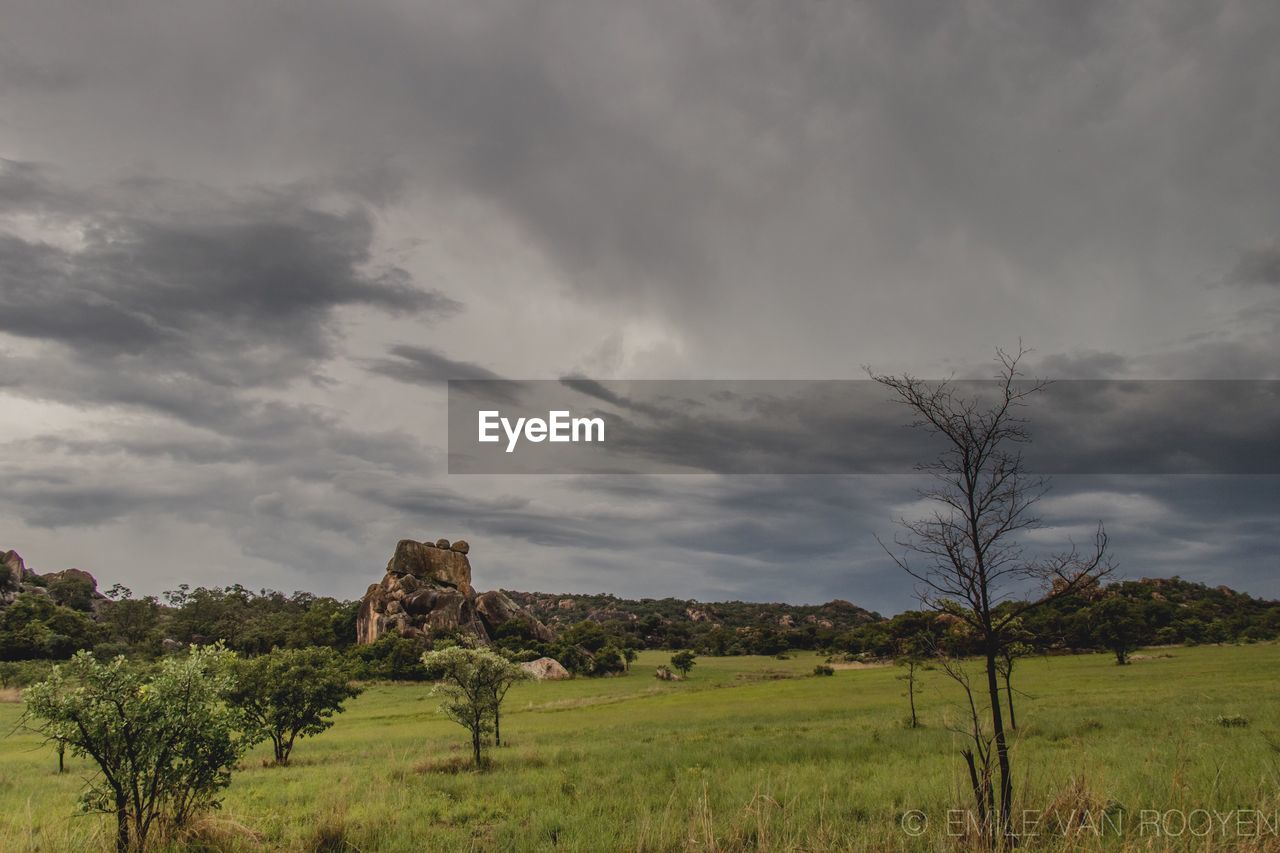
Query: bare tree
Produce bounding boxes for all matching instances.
[871,345,1112,841]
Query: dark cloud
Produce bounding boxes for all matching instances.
[1227,240,1280,288]
[366,345,503,384]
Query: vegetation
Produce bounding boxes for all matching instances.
[228,647,362,766]
[2,647,1276,850]
[22,645,249,852]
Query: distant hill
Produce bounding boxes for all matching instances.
[504,590,882,631]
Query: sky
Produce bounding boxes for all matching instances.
[1,0,1278,615]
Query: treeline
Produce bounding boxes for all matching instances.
[3,572,1279,683]
[829,577,1280,663]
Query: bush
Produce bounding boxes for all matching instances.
[1216,715,1249,728]
[813,664,835,676]
[590,644,626,677]
[24,645,250,851]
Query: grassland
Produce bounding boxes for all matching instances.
[2,645,1278,851]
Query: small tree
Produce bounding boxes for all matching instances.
[421,646,527,767]
[229,646,362,766]
[23,645,247,852]
[994,631,1034,730]
[623,647,638,672]
[895,632,931,728]
[670,650,697,678]
[487,653,529,748]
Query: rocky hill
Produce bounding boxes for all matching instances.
[502,590,882,633]
[2,549,107,610]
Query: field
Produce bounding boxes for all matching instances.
[2,645,1278,851]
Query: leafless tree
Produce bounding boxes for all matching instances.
[871,345,1112,842]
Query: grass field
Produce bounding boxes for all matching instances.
[2,645,1278,851]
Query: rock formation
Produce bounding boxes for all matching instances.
[356,539,554,646]
[1,549,107,609]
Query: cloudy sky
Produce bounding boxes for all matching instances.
[2,0,1278,613]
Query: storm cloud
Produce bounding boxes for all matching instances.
[1,0,1278,608]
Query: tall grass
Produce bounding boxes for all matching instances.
[2,645,1277,850]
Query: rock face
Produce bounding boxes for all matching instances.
[476,590,557,643]
[356,539,554,646]
[520,657,571,680]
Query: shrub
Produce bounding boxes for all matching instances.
[813,664,835,676]
[1217,715,1249,728]
[23,645,249,852]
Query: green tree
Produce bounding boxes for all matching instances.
[421,646,528,767]
[670,649,697,677]
[100,587,164,652]
[229,647,362,766]
[1090,595,1143,665]
[23,645,248,852]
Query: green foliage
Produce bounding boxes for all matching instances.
[670,649,696,677]
[0,592,101,660]
[349,633,431,681]
[229,646,362,765]
[590,644,625,676]
[0,658,55,688]
[22,644,249,851]
[812,663,835,676]
[98,591,165,655]
[420,646,529,766]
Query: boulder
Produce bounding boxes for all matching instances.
[384,539,473,597]
[520,657,571,680]
[450,539,470,554]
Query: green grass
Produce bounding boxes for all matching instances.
[2,645,1279,851]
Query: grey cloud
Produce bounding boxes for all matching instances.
[0,164,456,387]
[2,1,1279,607]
